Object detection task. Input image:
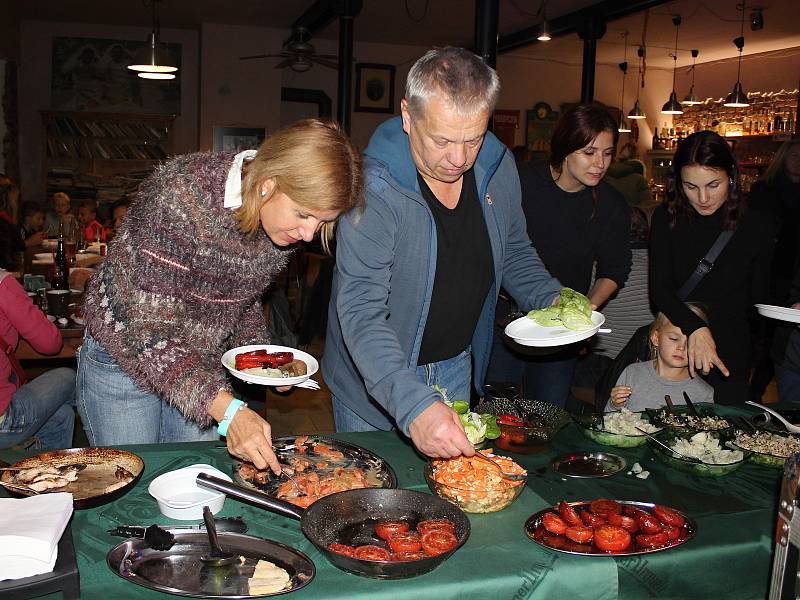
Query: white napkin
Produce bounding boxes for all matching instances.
[0,493,73,581]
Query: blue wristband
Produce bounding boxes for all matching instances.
[217,398,245,436]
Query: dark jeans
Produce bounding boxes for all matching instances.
[486,326,579,408]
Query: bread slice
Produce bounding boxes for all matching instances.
[278,359,307,377]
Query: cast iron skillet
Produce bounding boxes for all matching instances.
[197,473,470,579]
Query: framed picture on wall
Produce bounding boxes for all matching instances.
[212,127,266,152]
[354,63,396,113]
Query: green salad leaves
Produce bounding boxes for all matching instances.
[433,385,500,445]
[527,287,593,331]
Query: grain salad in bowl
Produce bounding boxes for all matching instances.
[730,430,800,468]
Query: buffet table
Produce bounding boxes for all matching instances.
[0,423,781,600]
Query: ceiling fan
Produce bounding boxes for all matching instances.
[240,26,338,73]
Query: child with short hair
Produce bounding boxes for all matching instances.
[608,304,714,410]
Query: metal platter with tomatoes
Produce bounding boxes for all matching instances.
[524,499,696,556]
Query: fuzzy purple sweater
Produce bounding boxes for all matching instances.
[83,152,290,426]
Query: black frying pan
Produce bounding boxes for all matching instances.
[197,473,470,579]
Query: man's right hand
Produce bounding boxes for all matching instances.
[408,401,475,458]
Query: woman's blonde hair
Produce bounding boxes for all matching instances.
[648,303,709,360]
[236,118,363,253]
[762,140,800,185]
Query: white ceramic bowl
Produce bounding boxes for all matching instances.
[148,464,231,520]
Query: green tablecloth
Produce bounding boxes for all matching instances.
[1,420,782,600]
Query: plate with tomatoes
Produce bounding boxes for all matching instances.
[524,499,696,556]
[221,344,319,386]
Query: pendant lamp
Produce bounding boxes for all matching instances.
[618,33,630,133]
[128,0,178,78]
[724,4,749,107]
[628,46,646,120]
[682,49,701,105]
[537,1,551,41]
[661,15,683,115]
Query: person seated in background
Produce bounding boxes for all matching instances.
[76,199,107,243]
[0,174,20,225]
[44,191,80,240]
[105,199,129,241]
[0,234,76,450]
[605,142,653,207]
[19,201,47,248]
[607,304,714,411]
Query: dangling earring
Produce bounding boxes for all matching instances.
[260,189,267,197]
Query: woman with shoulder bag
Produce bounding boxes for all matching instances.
[650,130,777,404]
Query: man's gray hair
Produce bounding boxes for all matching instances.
[405,46,501,118]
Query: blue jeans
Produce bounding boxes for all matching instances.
[486,327,578,408]
[0,368,76,449]
[776,366,800,404]
[76,334,218,445]
[333,347,472,432]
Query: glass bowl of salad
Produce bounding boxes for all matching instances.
[476,398,570,454]
[645,405,733,436]
[648,430,748,477]
[572,409,662,448]
[728,429,800,469]
[424,454,527,513]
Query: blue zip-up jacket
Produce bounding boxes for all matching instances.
[322,117,561,435]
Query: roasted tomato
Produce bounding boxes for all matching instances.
[636,532,670,548]
[387,531,423,553]
[590,498,623,517]
[354,545,391,561]
[662,525,681,541]
[421,530,458,556]
[327,543,356,557]
[374,520,410,540]
[593,525,632,552]
[653,505,686,528]
[268,352,294,366]
[635,512,663,534]
[392,551,426,561]
[580,510,606,527]
[607,513,639,533]
[542,512,568,535]
[533,523,547,541]
[541,533,568,550]
[416,519,456,535]
[558,501,583,527]
[565,526,594,544]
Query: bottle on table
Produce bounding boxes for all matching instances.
[52,222,69,290]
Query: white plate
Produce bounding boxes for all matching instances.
[40,239,57,249]
[221,344,318,386]
[755,304,800,324]
[505,311,606,347]
[70,314,85,325]
[33,253,54,263]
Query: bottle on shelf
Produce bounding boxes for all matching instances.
[52,222,70,290]
[651,128,661,150]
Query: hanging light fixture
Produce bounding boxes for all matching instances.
[724,3,749,107]
[537,0,551,41]
[618,32,631,133]
[661,15,683,115]
[682,49,702,105]
[628,46,646,120]
[128,0,178,78]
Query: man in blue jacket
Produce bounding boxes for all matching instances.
[323,47,561,458]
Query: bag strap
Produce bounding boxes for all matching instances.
[0,335,28,388]
[676,230,735,300]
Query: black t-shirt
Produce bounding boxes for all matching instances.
[518,161,631,294]
[417,169,493,365]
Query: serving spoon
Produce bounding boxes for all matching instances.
[635,426,702,464]
[472,451,527,482]
[200,506,240,567]
[745,401,800,434]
